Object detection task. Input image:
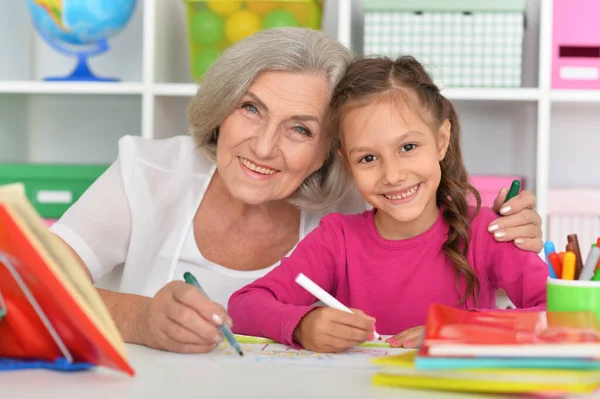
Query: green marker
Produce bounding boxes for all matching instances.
[505,179,521,202]
[496,179,521,216]
[183,271,243,357]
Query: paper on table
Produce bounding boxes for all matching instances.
[158,335,404,369]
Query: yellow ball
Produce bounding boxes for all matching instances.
[225,10,261,43]
[245,1,278,15]
[206,1,242,16]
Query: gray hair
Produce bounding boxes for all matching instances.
[188,27,355,211]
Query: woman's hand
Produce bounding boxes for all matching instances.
[489,188,543,253]
[293,307,375,353]
[137,281,232,354]
[386,326,424,349]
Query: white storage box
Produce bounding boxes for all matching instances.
[363,0,526,88]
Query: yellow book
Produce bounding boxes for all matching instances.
[371,352,600,395]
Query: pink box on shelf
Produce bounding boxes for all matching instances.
[468,175,524,208]
[551,0,600,89]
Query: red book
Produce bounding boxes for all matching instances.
[420,303,600,359]
[0,183,134,375]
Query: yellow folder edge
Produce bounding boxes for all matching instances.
[371,373,599,395]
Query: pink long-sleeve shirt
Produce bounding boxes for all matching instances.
[228,207,548,347]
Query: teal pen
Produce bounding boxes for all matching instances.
[183,271,244,356]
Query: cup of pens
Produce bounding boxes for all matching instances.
[546,235,600,321]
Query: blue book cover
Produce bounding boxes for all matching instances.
[416,356,600,370]
[0,357,94,372]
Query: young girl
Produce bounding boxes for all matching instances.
[227,56,548,353]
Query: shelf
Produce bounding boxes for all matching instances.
[0,83,554,102]
[442,88,540,101]
[152,83,197,97]
[150,85,542,102]
[550,90,600,103]
[0,81,145,95]
[0,94,141,164]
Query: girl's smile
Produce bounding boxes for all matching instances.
[381,183,421,204]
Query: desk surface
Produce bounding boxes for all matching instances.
[0,344,597,399]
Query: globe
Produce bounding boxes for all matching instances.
[26,0,137,81]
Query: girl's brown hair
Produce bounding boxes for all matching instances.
[328,56,482,307]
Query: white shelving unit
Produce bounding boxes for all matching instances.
[1,0,598,240]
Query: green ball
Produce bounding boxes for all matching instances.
[190,11,224,46]
[262,10,299,30]
[193,47,221,78]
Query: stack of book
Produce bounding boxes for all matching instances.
[372,304,600,395]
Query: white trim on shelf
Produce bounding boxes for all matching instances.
[151,86,543,102]
[551,89,600,103]
[152,83,197,97]
[337,0,352,49]
[0,81,145,95]
[535,0,554,240]
[442,88,540,101]
[142,0,157,140]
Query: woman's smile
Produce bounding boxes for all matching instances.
[238,156,280,180]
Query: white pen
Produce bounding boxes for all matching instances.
[295,273,381,340]
[579,246,600,281]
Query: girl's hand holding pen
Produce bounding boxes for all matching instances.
[138,281,232,354]
[292,307,376,353]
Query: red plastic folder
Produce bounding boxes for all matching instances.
[0,184,134,375]
[420,304,600,358]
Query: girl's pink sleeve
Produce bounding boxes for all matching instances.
[476,209,549,311]
[228,216,345,348]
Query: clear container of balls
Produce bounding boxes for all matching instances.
[185,0,322,81]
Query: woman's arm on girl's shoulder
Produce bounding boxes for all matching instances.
[228,215,347,347]
[475,208,548,310]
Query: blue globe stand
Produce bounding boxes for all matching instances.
[39,30,119,82]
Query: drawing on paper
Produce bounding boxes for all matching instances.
[211,342,398,368]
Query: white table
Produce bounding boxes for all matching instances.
[0,344,596,399]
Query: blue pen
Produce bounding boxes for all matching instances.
[543,241,558,279]
[183,272,244,356]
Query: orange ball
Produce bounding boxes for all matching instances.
[245,1,279,15]
[286,1,317,25]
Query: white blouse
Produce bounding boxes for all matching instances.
[50,135,367,303]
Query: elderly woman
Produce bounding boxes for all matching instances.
[51,28,543,354]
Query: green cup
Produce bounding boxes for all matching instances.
[547,277,600,322]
